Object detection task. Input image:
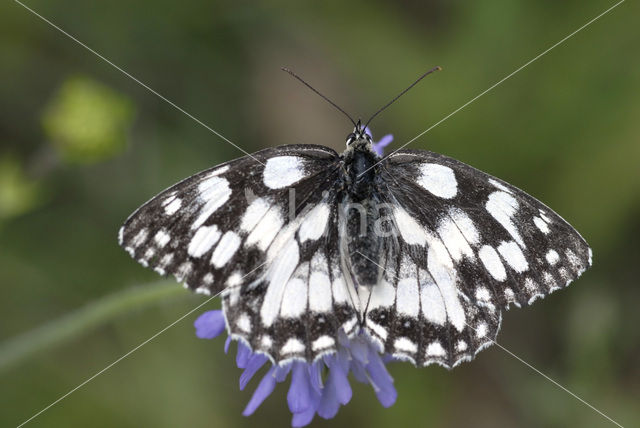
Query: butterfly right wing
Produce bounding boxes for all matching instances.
[359,149,591,368]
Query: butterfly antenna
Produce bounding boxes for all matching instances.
[282,67,357,127]
[364,66,442,130]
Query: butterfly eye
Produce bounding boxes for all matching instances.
[346,133,356,145]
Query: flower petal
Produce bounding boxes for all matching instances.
[372,134,394,156]
[287,362,312,414]
[242,366,277,416]
[366,352,397,407]
[350,361,369,384]
[194,310,225,339]
[317,383,340,420]
[308,361,323,394]
[275,364,292,382]
[292,384,320,427]
[239,354,268,390]
[236,342,252,369]
[327,356,352,405]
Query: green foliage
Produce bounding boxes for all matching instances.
[42,76,135,164]
[0,155,43,220]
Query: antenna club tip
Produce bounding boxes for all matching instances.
[435,66,443,71]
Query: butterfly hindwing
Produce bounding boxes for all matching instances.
[222,187,362,362]
[359,149,591,367]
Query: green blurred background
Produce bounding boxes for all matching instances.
[1,1,638,427]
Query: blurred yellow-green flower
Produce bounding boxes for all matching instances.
[0,155,43,221]
[42,76,135,164]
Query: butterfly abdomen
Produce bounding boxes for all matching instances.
[340,142,385,287]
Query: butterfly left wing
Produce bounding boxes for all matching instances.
[360,149,591,368]
[118,144,341,296]
[120,144,363,364]
[222,185,365,363]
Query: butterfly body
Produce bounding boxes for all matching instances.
[120,130,591,367]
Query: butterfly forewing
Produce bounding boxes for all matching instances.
[119,145,340,295]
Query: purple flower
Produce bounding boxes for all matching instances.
[195,310,397,427]
[365,126,393,156]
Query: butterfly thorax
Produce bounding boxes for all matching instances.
[340,138,383,289]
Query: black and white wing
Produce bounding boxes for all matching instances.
[363,149,591,368]
[119,145,359,363]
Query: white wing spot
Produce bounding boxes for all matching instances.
[132,228,148,247]
[263,156,307,189]
[331,266,349,305]
[299,203,330,242]
[191,177,231,230]
[163,196,182,215]
[426,341,446,357]
[486,191,523,246]
[539,210,551,223]
[210,231,241,268]
[476,322,488,338]
[438,216,474,262]
[456,340,468,352]
[366,320,388,341]
[449,208,480,245]
[144,248,155,260]
[396,277,420,317]
[245,206,283,251]
[188,225,221,258]
[281,338,305,355]
[280,271,308,319]
[546,249,560,265]
[479,245,507,281]
[418,163,457,198]
[394,337,418,354]
[426,244,466,331]
[418,269,447,325]
[543,272,556,288]
[534,216,550,234]
[475,286,492,302]
[159,253,173,267]
[312,336,335,351]
[154,229,171,247]
[236,313,251,333]
[260,239,299,327]
[367,279,395,310]
[394,207,429,246]
[498,241,529,272]
[260,335,273,349]
[309,270,332,313]
[175,261,193,282]
[240,197,271,232]
[565,249,582,270]
[504,287,515,302]
[488,178,512,193]
[206,165,229,177]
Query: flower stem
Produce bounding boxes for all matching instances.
[0,281,184,371]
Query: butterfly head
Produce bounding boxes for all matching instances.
[346,119,373,147]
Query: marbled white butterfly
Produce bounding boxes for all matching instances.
[119,69,591,368]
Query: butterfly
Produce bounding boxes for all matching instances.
[119,69,591,368]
